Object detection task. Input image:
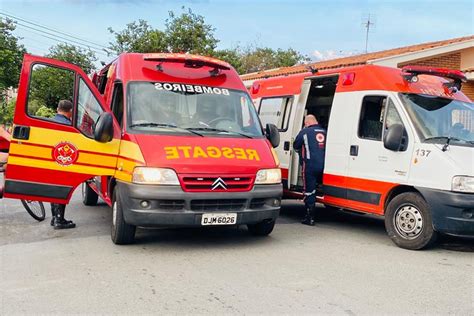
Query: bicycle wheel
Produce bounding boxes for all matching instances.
[21,200,46,222]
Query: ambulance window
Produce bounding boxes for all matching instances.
[384,98,403,131]
[26,64,75,124]
[76,78,104,138]
[358,96,386,141]
[111,83,124,128]
[259,97,292,130]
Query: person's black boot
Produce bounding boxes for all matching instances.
[309,204,318,222]
[301,207,315,226]
[53,205,76,230]
[50,204,58,226]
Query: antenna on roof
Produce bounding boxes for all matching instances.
[362,13,376,53]
[307,66,318,74]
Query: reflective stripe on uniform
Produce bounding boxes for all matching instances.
[303,134,310,159]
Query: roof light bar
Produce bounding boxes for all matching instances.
[401,65,467,92]
[143,53,231,70]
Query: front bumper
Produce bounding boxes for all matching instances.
[116,181,282,227]
[417,187,474,237]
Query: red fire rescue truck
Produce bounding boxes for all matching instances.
[3,53,282,244]
[250,65,474,250]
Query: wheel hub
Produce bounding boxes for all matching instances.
[394,205,423,239]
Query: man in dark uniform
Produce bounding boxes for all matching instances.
[51,100,76,229]
[293,114,326,226]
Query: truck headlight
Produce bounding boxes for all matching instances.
[255,168,281,184]
[452,176,474,193]
[132,167,179,185]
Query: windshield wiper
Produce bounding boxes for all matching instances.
[130,122,203,136]
[186,127,253,138]
[130,122,176,128]
[424,136,463,152]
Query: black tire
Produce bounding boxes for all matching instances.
[247,219,275,236]
[385,192,437,250]
[22,200,46,222]
[82,182,98,206]
[111,188,136,245]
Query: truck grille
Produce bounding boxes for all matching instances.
[180,175,254,192]
[191,199,246,211]
[156,200,185,210]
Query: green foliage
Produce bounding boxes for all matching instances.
[165,7,218,55]
[211,49,243,73]
[107,9,307,75]
[35,105,55,118]
[108,20,167,54]
[237,47,309,74]
[23,43,93,115]
[0,18,27,93]
[47,43,97,74]
[26,99,45,116]
[108,7,218,55]
[28,64,75,113]
[0,97,16,124]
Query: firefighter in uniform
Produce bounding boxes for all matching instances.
[293,114,326,226]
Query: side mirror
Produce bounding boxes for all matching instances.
[94,112,114,143]
[384,124,404,151]
[265,123,280,148]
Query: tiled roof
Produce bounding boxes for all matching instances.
[241,35,474,81]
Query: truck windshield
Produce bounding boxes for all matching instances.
[127,82,263,138]
[400,93,474,146]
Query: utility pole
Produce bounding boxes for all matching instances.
[363,14,375,53]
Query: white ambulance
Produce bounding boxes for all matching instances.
[250,65,474,250]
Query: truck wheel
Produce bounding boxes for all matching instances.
[247,219,275,236]
[385,192,437,250]
[82,182,98,206]
[111,189,136,245]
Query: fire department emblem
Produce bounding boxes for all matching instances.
[316,133,325,143]
[52,142,79,166]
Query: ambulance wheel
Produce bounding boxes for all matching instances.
[385,192,437,250]
[82,182,98,206]
[247,219,275,236]
[111,189,136,245]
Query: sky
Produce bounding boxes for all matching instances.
[1,0,473,67]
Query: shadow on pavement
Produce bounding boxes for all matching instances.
[279,200,474,252]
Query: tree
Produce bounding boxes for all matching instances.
[0,97,16,123]
[165,7,218,55]
[107,8,218,55]
[47,43,97,74]
[28,64,75,112]
[106,10,307,74]
[34,105,55,118]
[26,44,92,112]
[108,20,167,54]
[0,18,27,101]
[212,48,243,73]
[237,47,309,74]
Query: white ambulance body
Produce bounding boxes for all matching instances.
[250,65,474,249]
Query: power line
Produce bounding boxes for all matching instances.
[0,11,109,50]
[14,23,109,57]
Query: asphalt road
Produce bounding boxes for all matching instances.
[1,190,473,315]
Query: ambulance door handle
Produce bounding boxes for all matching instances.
[12,125,30,140]
[284,141,290,151]
[350,145,359,156]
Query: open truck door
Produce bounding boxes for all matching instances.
[3,54,120,204]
